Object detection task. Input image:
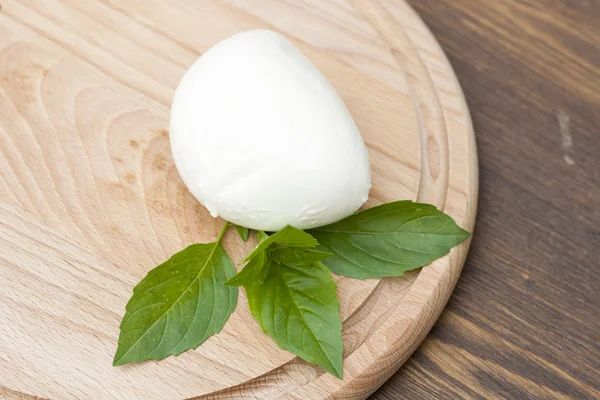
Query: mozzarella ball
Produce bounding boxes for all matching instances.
[169,30,371,231]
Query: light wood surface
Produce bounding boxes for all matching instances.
[0,1,477,399]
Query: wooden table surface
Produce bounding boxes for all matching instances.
[0,1,596,399]
[372,0,600,398]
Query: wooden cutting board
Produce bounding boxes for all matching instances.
[0,0,477,399]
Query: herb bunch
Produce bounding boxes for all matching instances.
[113,201,470,378]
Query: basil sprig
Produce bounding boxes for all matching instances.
[114,202,470,378]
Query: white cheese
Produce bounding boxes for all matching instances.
[169,30,371,231]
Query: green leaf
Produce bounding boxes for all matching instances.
[310,201,471,279]
[256,230,269,242]
[224,250,270,286]
[235,225,250,242]
[270,248,332,265]
[114,242,238,366]
[246,262,343,378]
[244,225,317,263]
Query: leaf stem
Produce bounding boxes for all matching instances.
[217,221,230,243]
[256,230,268,242]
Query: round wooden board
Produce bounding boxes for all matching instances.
[0,0,477,399]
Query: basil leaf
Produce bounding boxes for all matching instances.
[270,248,332,265]
[224,251,270,286]
[114,242,237,366]
[310,201,471,279]
[256,230,269,242]
[246,261,343,378]
[235,225,250,242]
[244,225,317,262]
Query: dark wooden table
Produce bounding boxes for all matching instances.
[374,1,600,398]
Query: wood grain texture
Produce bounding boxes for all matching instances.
[372,0,600,399]
[0,0,477,399]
